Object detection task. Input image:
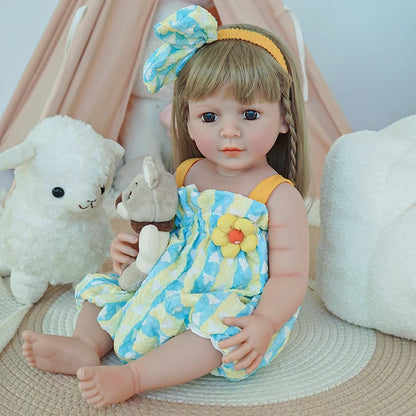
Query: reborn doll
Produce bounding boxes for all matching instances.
[22,5,310,408]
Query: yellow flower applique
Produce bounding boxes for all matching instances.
[212,213,258,258]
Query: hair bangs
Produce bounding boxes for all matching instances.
[183,40,282,104]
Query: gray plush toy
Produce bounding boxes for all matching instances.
[115,156,178,291]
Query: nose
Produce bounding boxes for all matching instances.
[220,120,241,138]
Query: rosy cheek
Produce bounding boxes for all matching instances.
[193,139,211,155]
[251,135,268,148]
[251,136,275,155]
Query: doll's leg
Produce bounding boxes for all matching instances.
[78,329,222,408]
[22,301,113,375]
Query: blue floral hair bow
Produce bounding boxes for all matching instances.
[143,5,218,93]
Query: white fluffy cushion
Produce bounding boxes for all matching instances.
[317,115,416,340]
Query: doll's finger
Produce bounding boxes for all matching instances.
[218,331,246,349]
[245,355,263,375]
[119,232,139,244]
[112,252,136,265]
[246,355,263,374]
[112,263,122,275]
[233,350,258,371]
[111,237,138,253]
[112,256,134,274]
[111,233,138,252]
[111,259,122,273]
[118,245,138,258]
[222,315,248,329]
[111,241,138,258]
[222,342,252,364]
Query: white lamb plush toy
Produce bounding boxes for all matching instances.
[317,114,416,340]
[0,115,124,304]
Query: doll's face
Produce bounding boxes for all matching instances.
[187,85,288,174]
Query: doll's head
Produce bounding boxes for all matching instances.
[172,24,309,196]
[144,6,310,196]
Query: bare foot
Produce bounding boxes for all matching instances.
[22,330,100,375]
[77,364,140,408]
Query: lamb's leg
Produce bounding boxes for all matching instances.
[10,270,48,304]
[0,261,10,277]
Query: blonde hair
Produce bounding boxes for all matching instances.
[171,23,310,197]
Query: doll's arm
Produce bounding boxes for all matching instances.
[219,184,309,373]
[110,231,139,275]
[254,184,309,328]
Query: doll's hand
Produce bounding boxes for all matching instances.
[218,314,274,375]
[110,232,139,275]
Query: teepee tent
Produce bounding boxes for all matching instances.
[0,0,351,197]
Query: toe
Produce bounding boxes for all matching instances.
[25,356,36,365]
[22,350,34,366]
[79,379,100,398]
[77,366,94,381]
[22,348,32,357]
[21,330,36,343]
[86,393,105,407]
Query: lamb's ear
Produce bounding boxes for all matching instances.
[0,141,36,170]
[103,138,124,160]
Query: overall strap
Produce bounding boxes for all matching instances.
[176,159,292,204]
[175,158,203,187]
[248,175,293,204]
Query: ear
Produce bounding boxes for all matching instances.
[104,138,125,160]
[116,202,129,219]
[279,114,289,134]
[186,118,196,143]
[0,141,36,170]
[143,156,160,189]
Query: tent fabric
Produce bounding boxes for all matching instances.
[0,0,351,197]
[0,0,156,151]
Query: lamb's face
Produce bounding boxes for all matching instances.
[11,116,124,217]
[49,180,108,214]
[16,148,112,217]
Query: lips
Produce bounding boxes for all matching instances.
[221,147,242,156]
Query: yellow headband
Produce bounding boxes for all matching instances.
[217,28,288,73]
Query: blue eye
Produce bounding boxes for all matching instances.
[201,112,217,122]
[243,110,260,120]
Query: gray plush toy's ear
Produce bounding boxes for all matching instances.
[143,156,159,189]
[103,138,125,160]
[0,141,37,170]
